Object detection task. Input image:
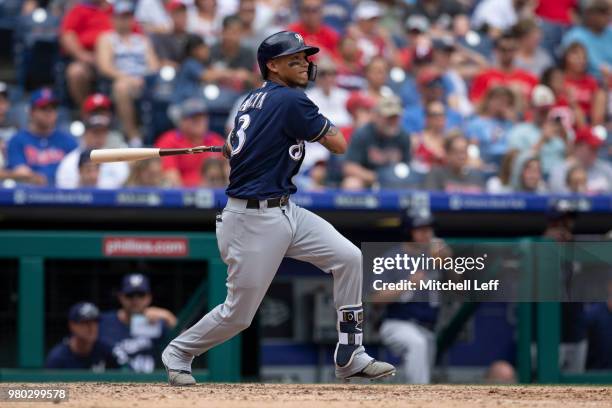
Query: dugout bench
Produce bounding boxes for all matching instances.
[0,230,241,382]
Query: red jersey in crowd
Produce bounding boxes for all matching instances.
[60,1,114,51]
[469,68,538,102]
[535,0,577,25]
[287,22,340,58]
[155,130,225,187]
[563,73,599,120]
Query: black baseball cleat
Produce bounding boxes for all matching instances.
[343,360,396,381]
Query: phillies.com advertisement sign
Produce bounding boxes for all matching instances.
[103,237,189,257]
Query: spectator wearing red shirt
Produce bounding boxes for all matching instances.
[60,0,113,106]
[561,42,606,126]
[287,0,340,59]
[469,33,538,105]
[155,98,224,187]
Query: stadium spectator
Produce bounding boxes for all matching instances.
[402,67,463,134]
[99,273,177,373]
[200,158,228,187]
[507,85,567,177]
[236,0,277,52]
[56,115,129,189]
[152,0,193,68]
[452,14,494,58]
[424,134,485,193]
[342,95,411,190]
[560,42,606,126]
[376,213,449,384]
[549,127,612,193]
[81,93,125,148]
[155,98,224,187]
[411,101,449,171]
[540,66,587,130]
[535,0,578,55]
[173,36,210,101]
[0,83,17,168]
[585,279,612,369]
[6,89,78,186]
[347,1,395,64]
[135,0,172,34]
[340,92,375,142]
[513,19,553,77]
[96,1,160,146]
[469,32,538,104]
[187,0,222,43]
[76,149,100,187]
[305,57,351,128]
[464,86,517,167]
[60,0,113,106]
[431,37,475,117]
[566,164,588,194]
[561,0,612,81]
[287,0,340,58]
[46,302,118,370]
[335,36,367,90]
[124,158,168,187]
[208,15,257,92]
[486,149,520,194]
[510,153,547,193]
[404,0,465,37]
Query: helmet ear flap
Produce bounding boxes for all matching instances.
[308,62,317,81]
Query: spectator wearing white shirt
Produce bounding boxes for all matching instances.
[56,115,129,189]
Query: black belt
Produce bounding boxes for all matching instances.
[246,195,289,209]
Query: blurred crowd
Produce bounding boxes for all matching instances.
[0,0,611,193]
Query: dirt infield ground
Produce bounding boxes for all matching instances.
[2,383,611,408]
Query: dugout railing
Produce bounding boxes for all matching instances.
[0,230,241,382]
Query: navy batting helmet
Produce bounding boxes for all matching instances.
[257,31,320,81]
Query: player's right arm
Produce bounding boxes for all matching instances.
[318,126,346,154]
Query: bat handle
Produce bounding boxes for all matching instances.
[207,146,223,153]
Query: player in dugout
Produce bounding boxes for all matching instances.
[99,273,177,373]
[46,302,118,371]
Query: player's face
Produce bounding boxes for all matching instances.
[119,292,152,314]
[69,320,99,343]
[269,52,310,88]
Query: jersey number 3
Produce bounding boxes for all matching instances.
[230,114,250,156]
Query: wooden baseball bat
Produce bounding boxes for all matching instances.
[90,145,223,163]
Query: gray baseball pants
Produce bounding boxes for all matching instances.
[167,197,368,376]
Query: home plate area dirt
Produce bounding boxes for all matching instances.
[2,383,611,408]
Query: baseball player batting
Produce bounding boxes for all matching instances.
[161,31,396,385]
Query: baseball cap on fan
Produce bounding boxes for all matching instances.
[30,88,58,108]
[166,0,187,12]
[68,302,100,322]
[121,273,151,295]
[178,97,208,119]
[83,93,112,114]
[375,94,402,117]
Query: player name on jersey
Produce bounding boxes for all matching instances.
[239,91,268,112]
